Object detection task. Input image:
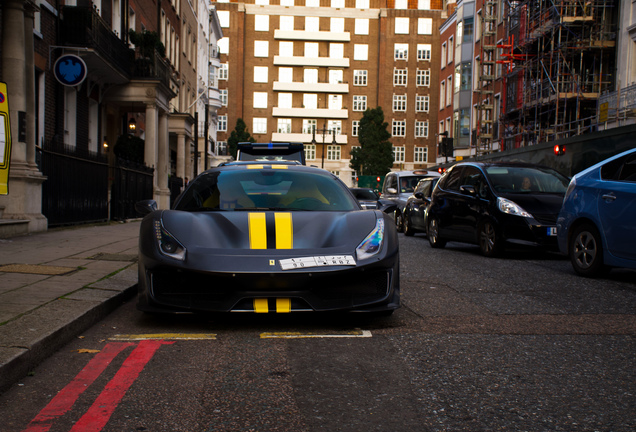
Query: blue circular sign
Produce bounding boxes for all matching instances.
[54,54,87,86]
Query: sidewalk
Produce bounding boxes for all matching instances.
[0,221,140,394]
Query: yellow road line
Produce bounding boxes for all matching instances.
[109,333,217,341]
[260,330,372,339]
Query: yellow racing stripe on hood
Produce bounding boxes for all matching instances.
[249,213,267,249]
[275,213,293,249]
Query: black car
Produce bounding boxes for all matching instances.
[350,187,381,210]
[426,162,569,256]
[135,162,400,315]
[402,177,440,236]
[236,142,306,165]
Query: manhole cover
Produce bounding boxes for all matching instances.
[0,264,77,275]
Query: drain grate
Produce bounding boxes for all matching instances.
[0,264,77,275]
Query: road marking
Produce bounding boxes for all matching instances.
[24,342,134,432]
[69,340,172,432]
[109,333,217,341]
[260,330,372,339]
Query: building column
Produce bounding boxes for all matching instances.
[144,102,158,193]
[0,0,46,233]
[176,132,186,181]
[156,111,170,209]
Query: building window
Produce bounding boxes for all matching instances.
[305,144,316,160]
[414,146,428,162]
[280,15,294,31]
[352,120,360,136]
[305,16,319,32]
[355,18,369,35]
[327,145,341,160]
[280,0,294,5]
[220,89,228,106]
[304,68,318,83]
[415,120,429,138]
[328,120,342,134]
[253,92,268,109]
[354,44,368,61]
[279,67,293,83]
[306,0,319,6]
[305,42,319,58]
[417,44,431,61]
[254,41,269,57]
[416,69,430,86]
[255,15,269,31]
[418,17,432,35]
[392,120,406,137]
[353,70,368,86]
[353,95,367,111]
[395,17,409,34]
[329,94,342,110]
[330,43,344,59]
[255,0,269,5]
[304,93,318,109]
[393,68,408,86]
[218,10,230,28]
[303,119,317,134]
[447,76,453,105]
[216,141,228,155]
[393,146,405,162]
[329,69,343,84]
[393,95,407,112]
[64,87,77,147]
[219,63,228,80]
[395,0,408,8]
[278,93,292,109]
[331,17,345,32]
[253,118,267,134]
[279,41,294,57]
[254,66,268,83]
[440,82,445,109]
[356,0,369,7]
[331,0,345,8]
[394,43,408,60]
[218,115,227,132]
[277,118,292,133]
[441,43,447,68]
[218,37,229,54]
[416,95,430,112]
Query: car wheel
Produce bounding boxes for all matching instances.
[403,212,415,236]
[569,223,607,277]
[427,217,446,248]
[395,211,405,233]
[478,219,503,257]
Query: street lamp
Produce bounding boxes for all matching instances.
[312,123,337,169]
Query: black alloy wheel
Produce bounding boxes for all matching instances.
[427,217,446,248]
[395,211,405,233]
[478,219,503,257]
[569,223,607,277]
[403,211,415,236]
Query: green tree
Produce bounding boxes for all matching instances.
[350,107,393,176]
[227,118,256,159]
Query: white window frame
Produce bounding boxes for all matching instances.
[416,69,430,87]
[355,19,369,35]
[414,146,428,162]
[418,17,432,35]
[305,42,319,58]
[303,93,318,109]
[415,120,429,138]
[395,18,409,34]
[305,16,320,32]
[393,146,405,163]
[354,44,368,61]
[218,115,227,132]
[331,17,345,33]
[353,70,368,86]
[393,68,408,86]
[220,89,228,106]
[417,44,431,61]
[254,41,269,57]
[279,67,293,83]
[416,95,430,112]
[305,144,316,160]
[279,41,294,57]
[393,94,407,112]
[253,118,267,134]
[280,15,294,31]
[394,43,408,61]
[392,120,406,137]
[353,95,367,111]
[278,93,293,109]
[352,120,360,136]
[254,66,268,83]
[303,119,317,134]
[327,145,341,160]
[253,92,268,109]
[277,118,292,133]
[255,15,269,32]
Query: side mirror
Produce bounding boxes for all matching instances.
[135,199,158,216]
[459,185,477,196]
[386,187,398,194]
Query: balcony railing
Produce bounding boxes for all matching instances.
[59,6,132,78]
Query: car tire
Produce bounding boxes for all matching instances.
[427,217,446,248]
[478,219,503,257]
[569,223,607,277]
[403,211,415,236]
[395,211,405,233]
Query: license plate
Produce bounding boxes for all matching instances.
[547,227,557,236]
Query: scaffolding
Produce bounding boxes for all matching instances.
[500,0,617,149]
[475,0,499,154]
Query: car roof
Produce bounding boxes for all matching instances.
[387,169,440,177]
[208,161,332,175]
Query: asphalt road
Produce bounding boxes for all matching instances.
[0,234,634,432]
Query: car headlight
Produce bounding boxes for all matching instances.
[153,220,186,261]
[356,217,385,261]
[497,197,532,218]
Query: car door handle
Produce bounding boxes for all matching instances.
[601,193,616,201]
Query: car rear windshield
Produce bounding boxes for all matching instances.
[176,168,359,211]
[485,166,569,194]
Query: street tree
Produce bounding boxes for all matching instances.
[349,107,393,176]
[228,118,256,159]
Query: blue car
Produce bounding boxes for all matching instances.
[557,148,636,277]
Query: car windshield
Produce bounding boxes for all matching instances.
[352,189,378,200]
[485,166,569,194]
[399,176,427,193]
[176,167,359,211]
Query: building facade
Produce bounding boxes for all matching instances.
[213,0,445,185]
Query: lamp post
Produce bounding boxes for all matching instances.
[312,123,337,169]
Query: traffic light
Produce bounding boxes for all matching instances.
[376,176,381,182]
[554,144,565,156]
[440,138,453,157]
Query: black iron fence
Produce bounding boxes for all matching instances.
[111,159,154,221]
[38,142,109,227]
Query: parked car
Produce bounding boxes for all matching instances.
[426,162,570,256]
[403,177,440,236]
[350,187,381,210]
[382,169,441,232]
[135,161,400,315]
[557,148,636,277]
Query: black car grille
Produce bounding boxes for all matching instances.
[149,267,392,311]
[532,212,558,225]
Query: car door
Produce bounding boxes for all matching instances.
[597,153,636,261]
[451,166,487,241]
[410,179,432,230]
[435,166,465,240]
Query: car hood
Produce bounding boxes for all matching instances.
[500,193,564,223]
[160,209,380,251]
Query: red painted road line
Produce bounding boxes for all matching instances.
[69,340,174,432]
[23,342,134,432]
